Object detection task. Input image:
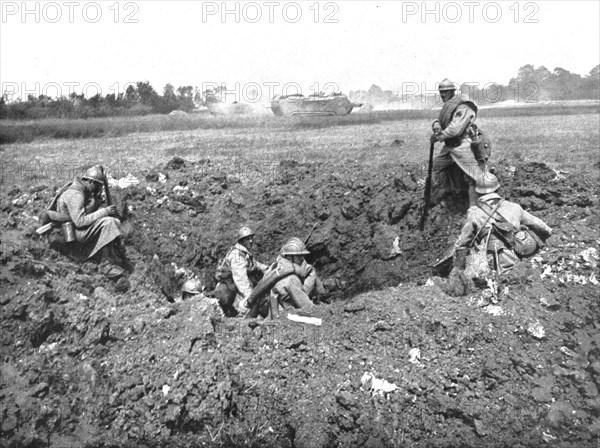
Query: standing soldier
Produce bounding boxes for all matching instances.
[431,78,486,207]
[213,226,268,316]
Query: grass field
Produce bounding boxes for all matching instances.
[1,107,598,190]
[1,101,598,144]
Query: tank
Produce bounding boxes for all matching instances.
[271,92,362,116]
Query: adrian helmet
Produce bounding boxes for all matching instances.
[475,172,500,195]
[438,78,456,92]
[280,237,310,256]
[182,278,203,295]
[82,165,106,184]
[237,226,255,241]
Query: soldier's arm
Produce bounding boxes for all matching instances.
[84,193,104,214]
[64,191,109,229]
[230,253,254,299]
[520,209,552,238]
[454,209,479,249]
[302,263,317,296]
[438,105,476,140]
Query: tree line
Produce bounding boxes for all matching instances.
[1,65,598,120]
[351,65,599,108]
[0,82,203,120]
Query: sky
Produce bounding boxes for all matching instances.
[1,1,599,101]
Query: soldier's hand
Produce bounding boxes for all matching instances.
[430,133,440,144]
[432,122,442,133]
[106,205,118,216]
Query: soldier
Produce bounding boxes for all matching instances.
[181,278,203,300]
[453,173,552,276]
[244,237,323,319]
[43,165,131,279]
[431,78,487,207]
[269,237,319,312]
[213,226,268,316]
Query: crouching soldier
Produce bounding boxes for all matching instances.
[454,173,552,278]
[213,226,268,317]
[41,165,132,279]
[245,237,324,319]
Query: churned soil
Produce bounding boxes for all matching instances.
[1,157,599,447]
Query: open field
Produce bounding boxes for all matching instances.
[1,100,598,144]
[1,110,599,188]
[1,105,599,447]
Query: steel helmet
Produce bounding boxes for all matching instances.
[438,78,456,92]
[237,226,255,241]
[281,237,310,256]
[82,165,106,184]
[475,172,500,195]
[182,278,203,295]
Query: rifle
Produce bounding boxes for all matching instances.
[304,221,319,245]
[418,141,435,231]
[102,167,112,206]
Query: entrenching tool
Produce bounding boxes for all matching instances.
[419,141,435,231]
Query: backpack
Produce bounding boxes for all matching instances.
[480,202,543,258]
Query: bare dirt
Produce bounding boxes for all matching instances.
[1,156,599,447]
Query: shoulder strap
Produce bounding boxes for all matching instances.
[469,199,504,248]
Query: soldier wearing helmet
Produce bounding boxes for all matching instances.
[454,173,552,278]
[42,164,131,280]
[262,237,320,316]
[213,226,267,316]
[430,78,486,207]
[181,278,203,300]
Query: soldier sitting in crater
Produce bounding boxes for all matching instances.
[212,226,268,317]
[244,237,324,319]
[40,165,132,280]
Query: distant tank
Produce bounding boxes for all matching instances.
[271,92,362,116]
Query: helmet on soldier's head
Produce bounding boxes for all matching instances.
[182,278,203,295]
[475,172,500,195]
[438,79,456,92]
[82,165,106,184]
[237,226,255,241]
[281,237,310,256]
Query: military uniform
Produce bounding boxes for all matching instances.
[43,166,129,279]
[214,242,267,315]
[55,179,122,260]
[270,255,317,310]
[455,192,552,275]
[432,80,486,206]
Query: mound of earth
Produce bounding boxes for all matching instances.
[1,159,599,447]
